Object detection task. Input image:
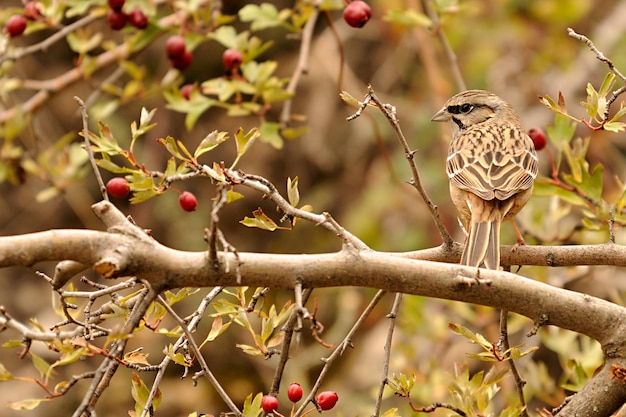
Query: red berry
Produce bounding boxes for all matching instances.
[287,383,303,403]
[179,191,198,212]
[107,0,125,11]
[261,395,279,413]
[166,35,186,59]
[6,15,27,38]
[528,127,547,151]
[128,8,148,29]
[181,84,194,100]
[171,49,193,71]
[222,48,243,71]
[24,2,41,21]
[106,177,130,199]
[343,1,372,28]
[106,9,127,30]
[316,391,338,411]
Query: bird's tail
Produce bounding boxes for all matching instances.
[461,219,501,270]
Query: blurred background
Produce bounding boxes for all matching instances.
[1,0,626,415]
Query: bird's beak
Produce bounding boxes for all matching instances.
[431,107,450,122]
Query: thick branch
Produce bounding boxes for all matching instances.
[1,225,626,348]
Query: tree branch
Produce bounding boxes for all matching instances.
[2,201,626,414]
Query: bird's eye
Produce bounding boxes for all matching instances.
[460,103,472,113]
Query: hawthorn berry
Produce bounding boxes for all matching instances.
[287,383,303,403]
[165,35,186,59]
[6,15,27,38]
[106,9,127,31]
[528,127,547,151]
[171,49,193,71]
[343,1,372,28]
[222,48,243,72]
[106,177,130,199]
[181,84,194,100]
[178,191,198,212]
[316,391,338,411]
[24,2,42,21]
[261,395,279,413]
[128,8,148,29]
[107,0,125,11]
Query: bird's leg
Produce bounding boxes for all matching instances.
[510,220,526,252]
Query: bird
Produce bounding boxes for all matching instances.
[431,90,539,269]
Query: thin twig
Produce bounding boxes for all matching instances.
[220,168,370,251]
[372,293,403,417]
[269,287,313,395]
[423,0,466,91]
[155,294,242,416]
[293,290,387,417]
[499,309,528,416]
[280,0,321,126]
[139,287,229,417]
[74,96,107,200]
[72,284,157,417]
[208,185,228,268]
[348,85,453,246]
[567,28,626,119]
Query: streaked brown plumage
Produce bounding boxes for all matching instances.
[431,90,538,269]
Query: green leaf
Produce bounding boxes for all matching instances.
[287,177,300,207]
[239,3,296,32]
[232,127,259,168]
[66,30,103,54]
[129,189,160,204]
[563,161,603,203]
[164,88,216,131]
[0,362,14,381]
[226,190,244,203]
[259,121,283,149]
[203,316,232,344]
[547,113,577,145]
[281,126,308,140]
[157,136,188,161]
[240,208,281,231]
[582,82,599,119]
[242,392,263,417]
[603,121,626,132]
[8,398,50,411]
[237,343,264,356]
[194,131,229,159]
[165,344,190,366]
[209,25,239,49]
[598,72,616,96]
[30,352,51,379]
[533,179,589,207]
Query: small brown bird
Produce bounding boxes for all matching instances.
[431,90,538,269]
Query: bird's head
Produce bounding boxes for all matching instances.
[431,90,519,131]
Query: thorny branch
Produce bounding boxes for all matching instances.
[346,85,453,247]
[373,293,403,417]
[293,290,387,417]
[567,28,626,120]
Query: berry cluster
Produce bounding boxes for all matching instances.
[106,177,198,213]
[261,383,338,416]
[343,1,372,28]
[5,2,41,38]
[166,35,193,71]
[106,0,149,31]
